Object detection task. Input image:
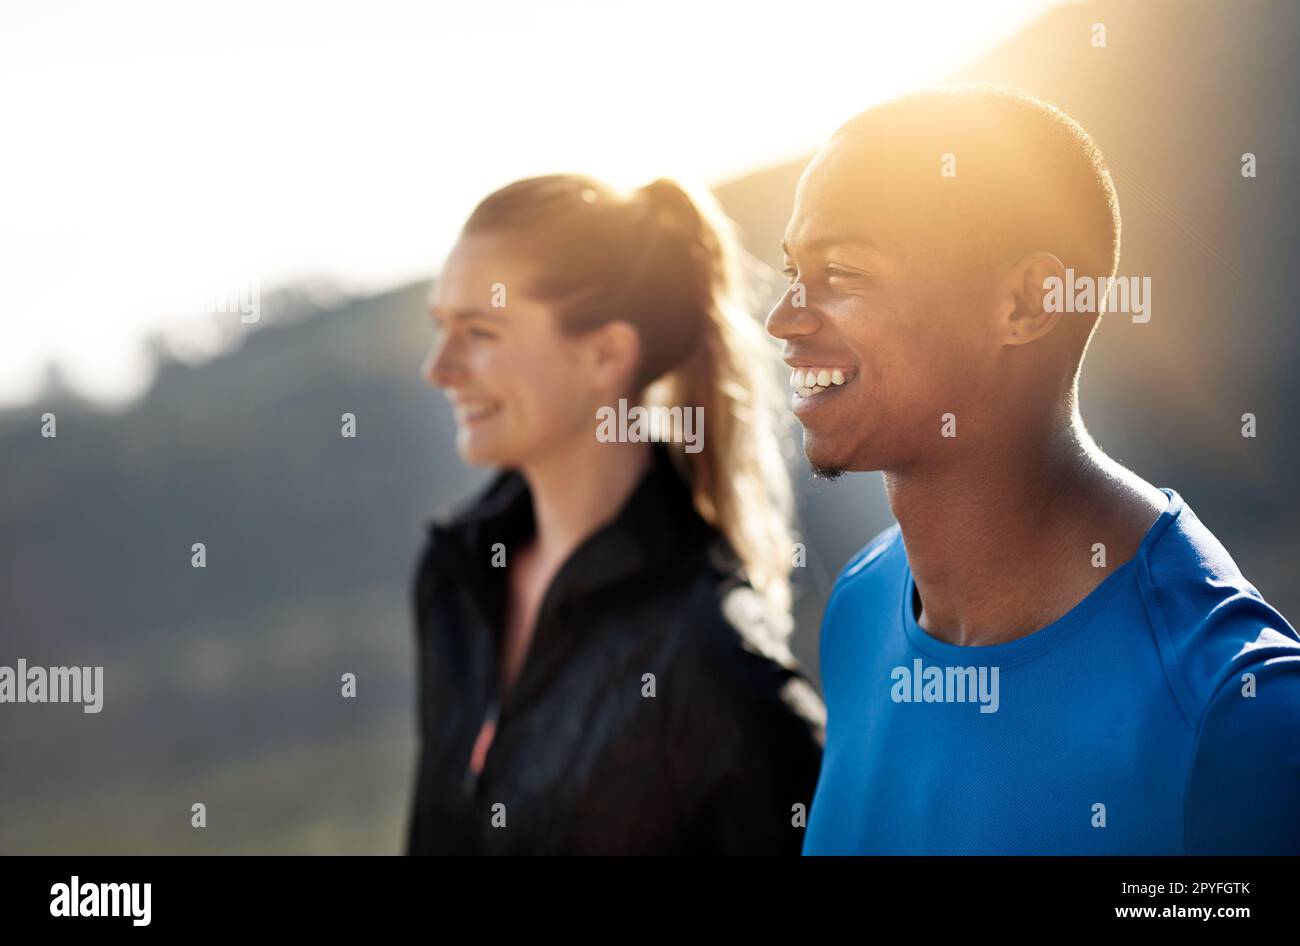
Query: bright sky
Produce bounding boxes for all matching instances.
[0,0,1059,407]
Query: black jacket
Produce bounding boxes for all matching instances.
[405,445,825,855]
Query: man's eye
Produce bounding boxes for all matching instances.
[827,265,856,279]
[467,326,496,340]
[781,265,798,281]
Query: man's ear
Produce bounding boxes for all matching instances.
[998,251,1067,346]
[583,319,641,392]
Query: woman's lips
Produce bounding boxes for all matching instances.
[450,397,503,424]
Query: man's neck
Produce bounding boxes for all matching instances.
[884,411,1167,647]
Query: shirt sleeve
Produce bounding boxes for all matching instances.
[1184,642,1300,854]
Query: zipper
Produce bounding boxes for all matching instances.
[462,700,500,797]
[457,543,505,800]
[457,531,582,800]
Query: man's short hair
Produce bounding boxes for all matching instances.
[832,84,1121,283]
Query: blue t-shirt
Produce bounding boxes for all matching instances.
[803,489,1300,855]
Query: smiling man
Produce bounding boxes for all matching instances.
[769,85,1300,854]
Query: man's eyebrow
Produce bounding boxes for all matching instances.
[782,234,885,256]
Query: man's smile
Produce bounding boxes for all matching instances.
[787,364,857,413]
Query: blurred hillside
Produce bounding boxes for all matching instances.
[2,0,1297,853]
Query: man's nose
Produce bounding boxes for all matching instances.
[765,283,820,341]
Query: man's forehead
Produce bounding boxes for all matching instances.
[786,141,912,255]
[783,215,883,256]
[785,195,892,258]
[797,138,879,199]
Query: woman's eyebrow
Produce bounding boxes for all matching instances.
[428,305,508,324]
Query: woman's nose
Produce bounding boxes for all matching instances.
[422,335,457,387]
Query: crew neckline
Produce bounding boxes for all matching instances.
[899,488,1184,667]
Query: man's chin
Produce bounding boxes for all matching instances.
[802,434,856,481]
[809,463,847,481]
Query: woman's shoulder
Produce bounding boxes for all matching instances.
[662,567,826,748]
[661,532,790,656]
[671,562,808,690]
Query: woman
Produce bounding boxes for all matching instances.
[406,174,824,855]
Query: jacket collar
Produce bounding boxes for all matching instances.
[426,442,721,605]
[424,443,727,713]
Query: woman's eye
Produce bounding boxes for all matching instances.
[781,265,798,281]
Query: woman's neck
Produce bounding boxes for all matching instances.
[519,437,653,567]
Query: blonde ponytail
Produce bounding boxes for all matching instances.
[636,182,794,617]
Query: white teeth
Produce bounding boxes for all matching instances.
[454,399,500,421]
[789,368,850,394]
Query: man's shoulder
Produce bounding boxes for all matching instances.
[1153,496,1300,854]
[829,523,906,600]
[1138,491,1300,724]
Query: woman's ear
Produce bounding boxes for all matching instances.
[999,251,1067,346]
[583,320,641,393]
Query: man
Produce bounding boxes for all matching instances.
[768,84,1300,854]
